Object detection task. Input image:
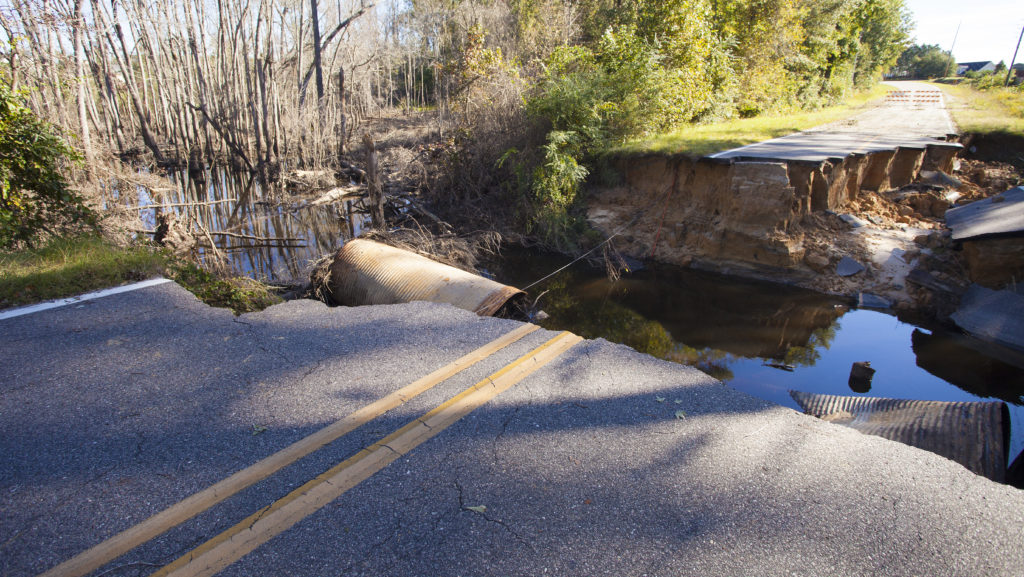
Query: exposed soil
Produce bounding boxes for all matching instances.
[792,153,1023,319]
[958,132,1024,172]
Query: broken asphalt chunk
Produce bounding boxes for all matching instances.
[836,256,865,277]
[858,293,891,309]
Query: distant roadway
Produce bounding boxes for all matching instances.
[710,81,959,162]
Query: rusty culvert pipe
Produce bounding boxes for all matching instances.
[325,239,526,316]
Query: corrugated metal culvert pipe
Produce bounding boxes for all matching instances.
[790,390,1009,483]
[325,239,527,316]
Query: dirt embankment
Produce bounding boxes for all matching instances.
[586,139,1022,318]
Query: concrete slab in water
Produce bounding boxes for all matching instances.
[952,283,1024,351]
[946,186,1024,241]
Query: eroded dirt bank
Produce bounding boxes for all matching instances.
[586,142,1016,318]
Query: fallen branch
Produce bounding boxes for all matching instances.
[134,228,303,243]
[312,186,364,206]
[204,231,304,243]
[338,159,367,182]
[403,197,452,232]
[138,198,238,209]
[197,242,308,250]
[191,214,226,266]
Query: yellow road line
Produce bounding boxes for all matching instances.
[151,331,582,577]
[39,323,540,577]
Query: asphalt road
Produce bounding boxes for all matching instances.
[2,282,1023,577]
[710,81,960,162]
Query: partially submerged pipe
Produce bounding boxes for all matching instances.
[790,390,1009,482]
[325,239,526,316]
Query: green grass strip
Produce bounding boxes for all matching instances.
[615,84,892,157]
[0,236,283,315]
[0,235,169,309]
[933,81,1024,138]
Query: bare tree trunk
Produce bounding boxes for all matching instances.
[85,18,127,155]
[363,133,383,229]
[295,0,305,98]
[337,66,346,160]
[6,0,388,174]
[106,0,166,163]
[310,0,324,102]
[71,0,94,176]
[14,0,66,124]
[0,11,19,89]
[258,55,273,167]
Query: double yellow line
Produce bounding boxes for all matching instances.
[41,324,581,577]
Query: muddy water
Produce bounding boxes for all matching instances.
[485,249,1024,469]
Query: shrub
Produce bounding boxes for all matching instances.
[524,25,712,247]
[0,77,95,248]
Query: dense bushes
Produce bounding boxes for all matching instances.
[510,0,911,247]
[520,21,727,246]
[0,77,94,248]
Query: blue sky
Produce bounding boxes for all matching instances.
[904,0,1024,64]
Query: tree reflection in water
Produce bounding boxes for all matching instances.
[488,249,1024,464]
[129,166,359,282]
[517,257,845,380]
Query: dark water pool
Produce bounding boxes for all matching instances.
[485,249,1024,467]
[110,166,364,281]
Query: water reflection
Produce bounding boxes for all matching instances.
[491,249,847,366]
[486,248,1024,461]
[597,272,846,362]
[128,165,359,281]
[912,329,1024,406]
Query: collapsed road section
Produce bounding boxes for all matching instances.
[2,281,1023,577]
[587,83,962,292]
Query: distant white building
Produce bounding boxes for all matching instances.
[957,61,996,75]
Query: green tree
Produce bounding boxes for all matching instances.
[893,44,956,79]
[714,0,807,116]
[794,0,910,103]
[0,77,93,248]
[849,0,912,87]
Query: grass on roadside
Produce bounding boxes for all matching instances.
[616,84,892,157]
[0,235,283,314]
[0,235,169,308]
[932,81,1024,137]
[170,260,283,314]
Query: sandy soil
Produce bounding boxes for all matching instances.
[794,158,1020,315]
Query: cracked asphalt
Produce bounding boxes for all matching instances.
[2,281,1023,577]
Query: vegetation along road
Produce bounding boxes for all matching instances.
[2,2,1024,576]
